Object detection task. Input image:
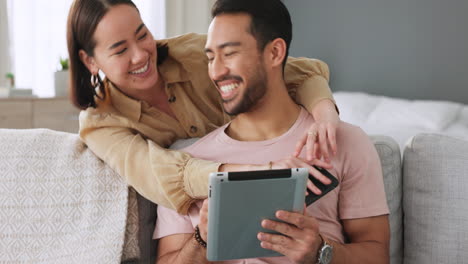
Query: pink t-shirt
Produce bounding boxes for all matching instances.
[154,108,389,263]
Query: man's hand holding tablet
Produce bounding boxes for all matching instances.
[205,168,338,261]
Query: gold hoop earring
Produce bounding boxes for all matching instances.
[90,74,99,88]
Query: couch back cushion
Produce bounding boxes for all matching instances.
[371,135,403,264]
[403,133,468,263]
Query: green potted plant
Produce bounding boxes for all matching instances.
[0,72,14,97]
[5,72,15,88]
[59,57,69,71]
[54,57,69,97]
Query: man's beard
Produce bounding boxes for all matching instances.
[223,65,267,116]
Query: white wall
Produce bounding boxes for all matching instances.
[165,0,216,37]
[134,0,166,40]
[0,0,12,87]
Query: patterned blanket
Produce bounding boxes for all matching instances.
[0,129,139,263]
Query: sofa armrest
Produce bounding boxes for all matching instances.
[371,135,403,264]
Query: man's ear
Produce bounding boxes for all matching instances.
[265,38,287,68]
[79,49,99,75]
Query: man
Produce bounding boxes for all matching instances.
[153,0,390,263]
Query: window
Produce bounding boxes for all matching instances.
[6,0,165,97]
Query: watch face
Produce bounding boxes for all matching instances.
[320,245,333,264]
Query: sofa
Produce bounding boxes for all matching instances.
[0,128,467,264]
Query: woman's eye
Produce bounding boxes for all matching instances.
[138,32,147,40]
[225,51,236,57]
[116,48,127,55]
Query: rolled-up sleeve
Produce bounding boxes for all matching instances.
[79,110,221,214]
[284,57,337,113]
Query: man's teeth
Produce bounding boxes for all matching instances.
[130,63,148,74]
[220,83,239,93]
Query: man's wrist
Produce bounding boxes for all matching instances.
[314,234,324,263]
[316,234,333,264]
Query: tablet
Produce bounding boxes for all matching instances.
[206,168,308,261]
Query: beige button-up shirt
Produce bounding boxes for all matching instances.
[79,33,334,214]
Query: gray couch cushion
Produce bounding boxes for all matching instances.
[135,193,158,264]
[403,134,468,264]
[371,135,403,264]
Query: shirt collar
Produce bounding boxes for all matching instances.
[157,47,190,84]
[104,79,142,122]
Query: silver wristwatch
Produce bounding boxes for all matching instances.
[316,234,333,264]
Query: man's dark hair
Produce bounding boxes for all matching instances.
[211,0,292,70]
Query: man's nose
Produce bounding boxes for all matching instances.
[210,57,229,82]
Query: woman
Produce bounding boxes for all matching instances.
[67,0,340,214]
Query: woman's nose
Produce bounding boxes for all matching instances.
[131,44,147,65]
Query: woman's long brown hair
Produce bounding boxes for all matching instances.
[67,0,168,109]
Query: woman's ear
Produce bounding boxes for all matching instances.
[265,38,287,68]
[79,49,99,75]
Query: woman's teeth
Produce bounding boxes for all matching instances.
[130,62,149,74]
[220,83,239,93]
